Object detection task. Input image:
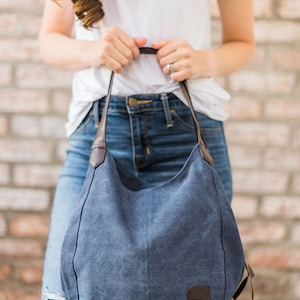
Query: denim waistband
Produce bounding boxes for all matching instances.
[93,93,185,128]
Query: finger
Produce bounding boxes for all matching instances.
[104,27,138,62]
[170,70,188,82]
[134,37,147,48]
[106,55,123,73]
[113,39,134,65]
[160,51,180,70]
[154,40,177,60]
[116,29,142,59]
[152,40,170,50]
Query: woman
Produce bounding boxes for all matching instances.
[39,0,255,299]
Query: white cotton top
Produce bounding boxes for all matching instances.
[66,0,230,137]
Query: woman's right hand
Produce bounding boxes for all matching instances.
[84,27,147,72]
[39,0,147,71]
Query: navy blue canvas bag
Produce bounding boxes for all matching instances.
[61,48,254,300]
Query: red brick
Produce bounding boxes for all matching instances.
[0,289,40,300]
[249,271,289,298]
[231,196,258,219]
[248,47,267,67]
[18,266,43,284]
[291,273,300,299]
[0,13,17,36]
[0,188,49,211]
[249,247,300,270]
[0,0,44,12]
[0,239,44,258]
[13,164,61,188]
[10,215,50,238]
[255,20,300,43]
[228,146,262,169]
[292,173,300,194]
[264,148,300,171]
[279,0,300,18]
[16,64,73,89]
[233,170,289,194]
[0,265,11,281]
[293,128,300,149]
[265,99,300,120]
[0,64,13,86]
[254,0,273,18]
[20,15,43,38]
[225,122,290,147]
[0,215,7,237]
[11,115,66,138]
[210,1,274,22]
[229,70,295,95]
[52,90,72,115]
[0,115,8,136]
[0,39,39,62]
[2,14,43,38]
[291,223,300,244]
[0,163,9,185]
[0,88,49,113]
[0,138,53,162]
[238,221,286,244]
[227,96,262,120]
[261,197,300,218]
[272,49,300,70]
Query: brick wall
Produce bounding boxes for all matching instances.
[0,0,299,299]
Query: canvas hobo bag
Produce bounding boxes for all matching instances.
[60,48,253,300]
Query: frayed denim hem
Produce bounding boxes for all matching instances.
[42,288,66,300]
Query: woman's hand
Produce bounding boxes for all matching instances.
[85,27,147,72]
[39,0,147,71]
[152,40,212,82]
[152,0,255,82]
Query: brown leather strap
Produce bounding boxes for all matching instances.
[180,80,213,164]
[90,47,213,168]
[232,262,255,300]
[89,71,114,168]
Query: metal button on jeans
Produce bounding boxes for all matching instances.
[128,97,152,107]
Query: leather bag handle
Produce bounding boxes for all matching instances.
[90,47,213,168]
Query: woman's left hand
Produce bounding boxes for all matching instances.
[152,40,212,82]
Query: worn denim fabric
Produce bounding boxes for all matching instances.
[42,93,233,300]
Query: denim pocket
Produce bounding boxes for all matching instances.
[170,107,195,131]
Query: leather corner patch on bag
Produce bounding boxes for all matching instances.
[187,286,210,300]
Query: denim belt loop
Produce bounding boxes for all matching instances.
[160,93,174,127]
[93,100,100,127]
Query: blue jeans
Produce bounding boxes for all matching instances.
[41,93,232,299]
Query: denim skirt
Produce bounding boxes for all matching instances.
[41,93,232,299]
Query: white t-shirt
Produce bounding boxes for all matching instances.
[66,0,230,137]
